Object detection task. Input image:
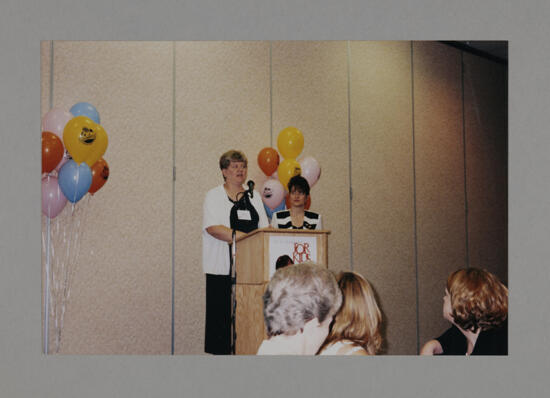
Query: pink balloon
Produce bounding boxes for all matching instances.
[300,156,321,188]
[54,150,72,173]
[42,108,73,141]
[261,178,285,210]
[42,175,67,218]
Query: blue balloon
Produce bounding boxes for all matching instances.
[264,200,286,219]
[58,160,92,203]
[70,102,100,124]
[263,203,274,219]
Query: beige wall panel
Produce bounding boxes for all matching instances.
[41,41,51,116]
[46,42,173,353]
[174,41,271,354]
[271,41,350,272]
[350,41,416,354]
[414,42,467,349]
[463,54,508,284]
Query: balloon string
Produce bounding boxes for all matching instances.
[51,209,61,352]
[45,171,90,353]
[62,204,78,309]
[58,204,75,352]
[43,215,51,354]
[65,195,88,305]
[50,204,68,353]
[54,195,88,353]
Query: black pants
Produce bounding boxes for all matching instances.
[205,273,231,355]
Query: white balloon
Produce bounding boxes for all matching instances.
[41,107,73,141]
[261,178,285,210]
[300,156,321,187]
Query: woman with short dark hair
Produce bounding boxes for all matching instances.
[271,175,322,230]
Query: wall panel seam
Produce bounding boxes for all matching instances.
[410,41,420,354]
[346,41,353,271]
[43,40,54,355]
[171,41,176,355]
[461,50,471,269]
[269,41,273,147]
[49,41,54,110]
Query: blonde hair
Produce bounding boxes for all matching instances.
[447,268,508,332]
[262,262,342,337]
[320,272,382,355]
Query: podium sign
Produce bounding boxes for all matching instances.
[268,234,318,277]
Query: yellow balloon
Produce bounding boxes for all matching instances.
[63,116,108,167]
[277,158,301,189]
[277,127,304,159]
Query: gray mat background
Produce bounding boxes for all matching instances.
[1,0,549,397]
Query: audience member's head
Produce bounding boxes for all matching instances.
[262,262,342,354]
[319,271,382,355]
[444,268,508,333]
[275,255,294,270]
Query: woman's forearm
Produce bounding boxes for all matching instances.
[420,339,443,355]
[206,225,245,243]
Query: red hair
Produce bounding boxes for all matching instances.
[447,268,508,332]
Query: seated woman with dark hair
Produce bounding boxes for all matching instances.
[271,175,322,230]
[257,262,342,355]
[318,271,382,355]
[420,268,508,356]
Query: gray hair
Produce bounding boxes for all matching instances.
[262,262,342,337]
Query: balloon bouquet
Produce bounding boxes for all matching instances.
[41,102,110,353]
[258,127,321,219]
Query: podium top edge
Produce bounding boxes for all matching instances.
[236,227,331,242]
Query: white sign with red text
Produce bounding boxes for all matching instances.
[268,235,317,278]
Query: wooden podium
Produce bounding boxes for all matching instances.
[234,227,330,355]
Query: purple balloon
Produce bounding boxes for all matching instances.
[41,108,73,141]
[300,156,321,188]
[42,175,67,218]
[261,178,285,210]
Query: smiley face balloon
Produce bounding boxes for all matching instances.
[63,116,108,167]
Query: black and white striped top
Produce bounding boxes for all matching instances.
[271,210,322,230]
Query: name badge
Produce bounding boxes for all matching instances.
[237,210,252,220]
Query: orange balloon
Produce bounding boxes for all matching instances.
[285,193,311,210]
[42,131,64,173]
[257,147,280,176]
[89,158,109,195]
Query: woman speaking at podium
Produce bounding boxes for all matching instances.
[202,150,268,355]
[271,175,322,230]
